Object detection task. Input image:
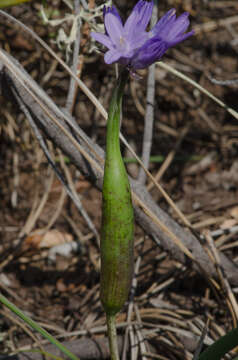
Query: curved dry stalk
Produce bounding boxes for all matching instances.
[65,0,81,114]
[138,0,158,185]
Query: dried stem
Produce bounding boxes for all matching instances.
[138,0,158,184]
[65,0,81,114]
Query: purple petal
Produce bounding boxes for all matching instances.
[124,0,153,35]
[91,32,114,49]
[104,13,124,45]
[151,10,193,44]
[168,30,195,46]
[151,8,176,36]
[167,12,190,39]
[103,5,123,26]
[104,49,121,64]
[131,38,168,69]
[128,31,149,50]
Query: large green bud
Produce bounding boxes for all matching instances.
[100,70,134,316]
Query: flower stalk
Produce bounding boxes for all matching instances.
[106,313,120,360]
[96,2,194,358]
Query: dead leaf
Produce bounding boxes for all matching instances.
[24,229,73,249]
[230,206,238,220]
[220,219,237,229]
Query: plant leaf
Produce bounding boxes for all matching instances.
[198,326,238,360]
[0,0,30,8]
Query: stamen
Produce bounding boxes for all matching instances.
[119,36,125,45]
[169,9,176,18]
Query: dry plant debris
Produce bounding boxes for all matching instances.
[1,1,238,359]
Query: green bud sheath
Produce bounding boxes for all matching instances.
[101,70,134,316]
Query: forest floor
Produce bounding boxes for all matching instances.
[1,0,238,359]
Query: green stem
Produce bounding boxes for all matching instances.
[106,314,119,360]
[105,69,129,158]
[0,293,80,360]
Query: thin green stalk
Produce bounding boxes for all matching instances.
[106,314,119,360]
[0,293,80,360]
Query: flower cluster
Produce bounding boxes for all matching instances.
[91,0,194,70]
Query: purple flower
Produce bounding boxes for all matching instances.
[91,0,194,70]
